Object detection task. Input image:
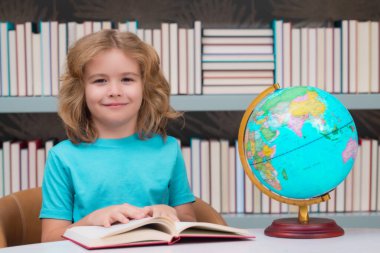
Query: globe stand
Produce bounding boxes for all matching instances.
[264,205,345,239]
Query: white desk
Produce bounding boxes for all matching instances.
[1,229,379,253]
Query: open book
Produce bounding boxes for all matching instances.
[63,217,254,249]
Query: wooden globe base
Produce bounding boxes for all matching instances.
[264,217,344,239]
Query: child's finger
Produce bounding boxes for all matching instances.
[169,214,180,222]
[103,219,111,227]
[142,206,153,217]
[113,212,130,224]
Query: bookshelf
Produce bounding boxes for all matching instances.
[0,93,379,113]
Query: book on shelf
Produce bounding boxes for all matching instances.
[341,20,349,93]
[245,173,253,213]
[190,138,201,198]
[50,21,59,96]
[83,21,93,35]
[327,189,336,213]
[16,23,27,96]
[370,139,378,211]
[58,23,67,81]
[316,27,325,91]
[360,139,371,211]
[36,147,45,187]
[10,141,27,193]
[300,27,308,88]
[335,180,345,212]
[0,22,11,96]
[235,141,244,213]
[348,20,357,94]
[210,140,222,212]
[75,22,85,41]
[200,140,211,204]
[333,27,341,94]
[152,29,161,61]
[344,162,353,212]
[319,199,327,213]
[308,28,317,88]
[325,27,334,93]
[291,28,301,87]
[2,141,11,196]
[8,27,17,97]
[282,22,291,89]
[178,28,187,94]
[252,185,262,214]
[220,140,230,213]
[187,28,195,94]
[143,29,153,45]
[202,85,272,95]
[228,146,236,213]
[62,216,254,250]
[202,62,275,71]
[357,21,370,93]
[32,26,42,96]
[352,145,361,212]
[203,45,273,54]
[28,139,42,189]
[203,70,273,78]
[202,37,273,45]
[25,22,33,96]
[370,21,379,93]
[181,146,192,187]
[194,20,202,94]
[273,20,283,87]
[118,21,127,32]
[40,21,52,96]
[169,23,178,95]
[203,77,274,85]
[203,28,273,37]
[202,54,274,62]
[161,23,170,84]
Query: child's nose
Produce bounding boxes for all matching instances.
[108,82,123,97]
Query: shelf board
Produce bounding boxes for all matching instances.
[0,94,379,113]
[223,212,380,228]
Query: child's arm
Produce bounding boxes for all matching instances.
[41,203,152,242]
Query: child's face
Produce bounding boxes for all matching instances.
[83,48,143,138]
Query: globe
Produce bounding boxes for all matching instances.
[238,84,359,238]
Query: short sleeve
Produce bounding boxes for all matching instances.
[168,142,195,207]
[39,149,74,221]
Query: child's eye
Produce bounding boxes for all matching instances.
[93,79,107,84]
[122,77,134,83]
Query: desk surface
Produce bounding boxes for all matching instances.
[1,229,380,253]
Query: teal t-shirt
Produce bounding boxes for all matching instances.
[39,134,195,222]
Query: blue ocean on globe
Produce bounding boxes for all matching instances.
[244,86,358,199]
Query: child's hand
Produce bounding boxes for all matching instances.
[149,205,179,222]
[86,203,152,227]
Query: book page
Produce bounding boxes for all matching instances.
[93,228,173,247]
[174,222,252,237]
[64,217,175,239]
[68,228,173,248]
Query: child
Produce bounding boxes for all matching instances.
[40,30,196,242]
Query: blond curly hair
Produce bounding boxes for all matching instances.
[59,29,180,143]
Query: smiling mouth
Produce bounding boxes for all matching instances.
[103,103,128,107]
